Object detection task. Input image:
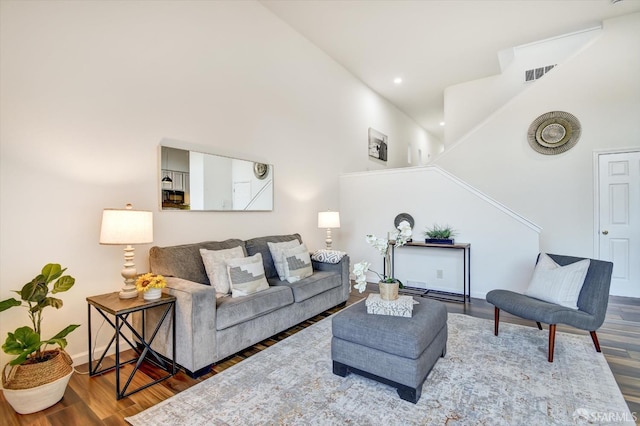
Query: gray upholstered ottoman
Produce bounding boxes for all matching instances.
[331,297,447,403]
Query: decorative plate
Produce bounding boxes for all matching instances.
[527,111,581,155]
[394,213,414,229]
[253,162,269,180]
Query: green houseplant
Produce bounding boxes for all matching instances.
[0,263,80,414]
[423,224,457,244]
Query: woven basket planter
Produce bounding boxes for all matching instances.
[2,349,73,414]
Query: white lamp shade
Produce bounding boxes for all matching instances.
[318,211,340,229]
[100,208,153,245]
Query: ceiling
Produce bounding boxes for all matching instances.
[260,0,640,141]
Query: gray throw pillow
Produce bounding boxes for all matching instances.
[283,243,313,283]
[226,253,270,298]
[267,240,301,280]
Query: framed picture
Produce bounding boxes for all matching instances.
[368,128,388,162]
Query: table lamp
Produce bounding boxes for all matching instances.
[318,211,340,249]
[100,204,153,299]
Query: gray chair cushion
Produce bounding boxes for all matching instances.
[268,270,341,302]
[150,239,246,285]
[486,290,600,330]
[245,234,301,279]
[216,286,294,330]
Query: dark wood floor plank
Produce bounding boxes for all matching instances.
[2,287,638,424]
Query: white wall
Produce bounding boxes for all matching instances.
[0,0,434,367]
[436,13,640,267]
[444,27,600,145]
[339,167,541,298]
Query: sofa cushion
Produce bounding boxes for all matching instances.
[227,253,270,298]
[269,270,341,303]
[200,246,245,297]
[245,234,301,279]
[216,285,294,330]
[150,239,246,285]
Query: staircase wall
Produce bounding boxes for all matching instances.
[434,13,640,263]
[339,166,540,298]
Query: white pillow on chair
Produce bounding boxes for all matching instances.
[524,253,590,310]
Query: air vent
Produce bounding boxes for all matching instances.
[525,64,556,82]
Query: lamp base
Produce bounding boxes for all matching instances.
[325,228,333,249]
[119,285,138,299]
[119,245,138,299]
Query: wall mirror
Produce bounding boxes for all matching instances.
[160,146,273,211]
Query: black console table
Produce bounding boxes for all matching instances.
[392,242,471,304]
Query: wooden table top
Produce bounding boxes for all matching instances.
[86,292,175,315]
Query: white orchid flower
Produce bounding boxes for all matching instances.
[353,277,367,293]
[352,261,370,276]
[397,220,412,237]
[352,261,371,293]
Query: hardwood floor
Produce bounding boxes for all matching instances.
[2,287,639,425]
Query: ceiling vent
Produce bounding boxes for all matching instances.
[525,64,556,82]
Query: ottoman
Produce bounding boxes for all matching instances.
[331,297,447,403]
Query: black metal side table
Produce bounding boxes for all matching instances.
[392,242,471,304]
[87,292,176,399]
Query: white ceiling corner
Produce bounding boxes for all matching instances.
[260,0,640,141]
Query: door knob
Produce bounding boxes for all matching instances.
[602,230,609,235]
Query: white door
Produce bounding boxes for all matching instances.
[232,181,251,210]
[598,151,640,297]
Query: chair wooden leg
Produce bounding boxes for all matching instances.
[494,307,500,336]
[548,324,556,363]
[536,322,543,330]
[590,331,602,352]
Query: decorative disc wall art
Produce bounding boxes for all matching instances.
[527,111,581,155]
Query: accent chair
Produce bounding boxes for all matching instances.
[486,254,613,362]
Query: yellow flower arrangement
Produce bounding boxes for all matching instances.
[135,273,167,292]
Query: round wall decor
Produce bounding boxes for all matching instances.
[527,111,581,155]
[394,213,414,229]
[253,162,269,180]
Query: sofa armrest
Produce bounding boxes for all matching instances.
[312,255,351,301]
[135,277,218,374]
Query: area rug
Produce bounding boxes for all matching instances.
[126,311,634,425]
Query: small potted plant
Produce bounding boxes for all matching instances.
[424,224,457,244]
[0,263,80,414]
[135,273,167,300]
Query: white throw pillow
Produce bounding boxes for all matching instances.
[283,243,313,283]
[226,253,270,298]
[267,240,301,280]
[524,253,590,309]
[200,246,245,298]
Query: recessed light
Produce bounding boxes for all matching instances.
[393,77,403,84]
[439,121,445,126]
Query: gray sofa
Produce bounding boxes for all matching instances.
[136,234,350,377]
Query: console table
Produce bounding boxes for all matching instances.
[392,242,471,304]
[87,292,176,399]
